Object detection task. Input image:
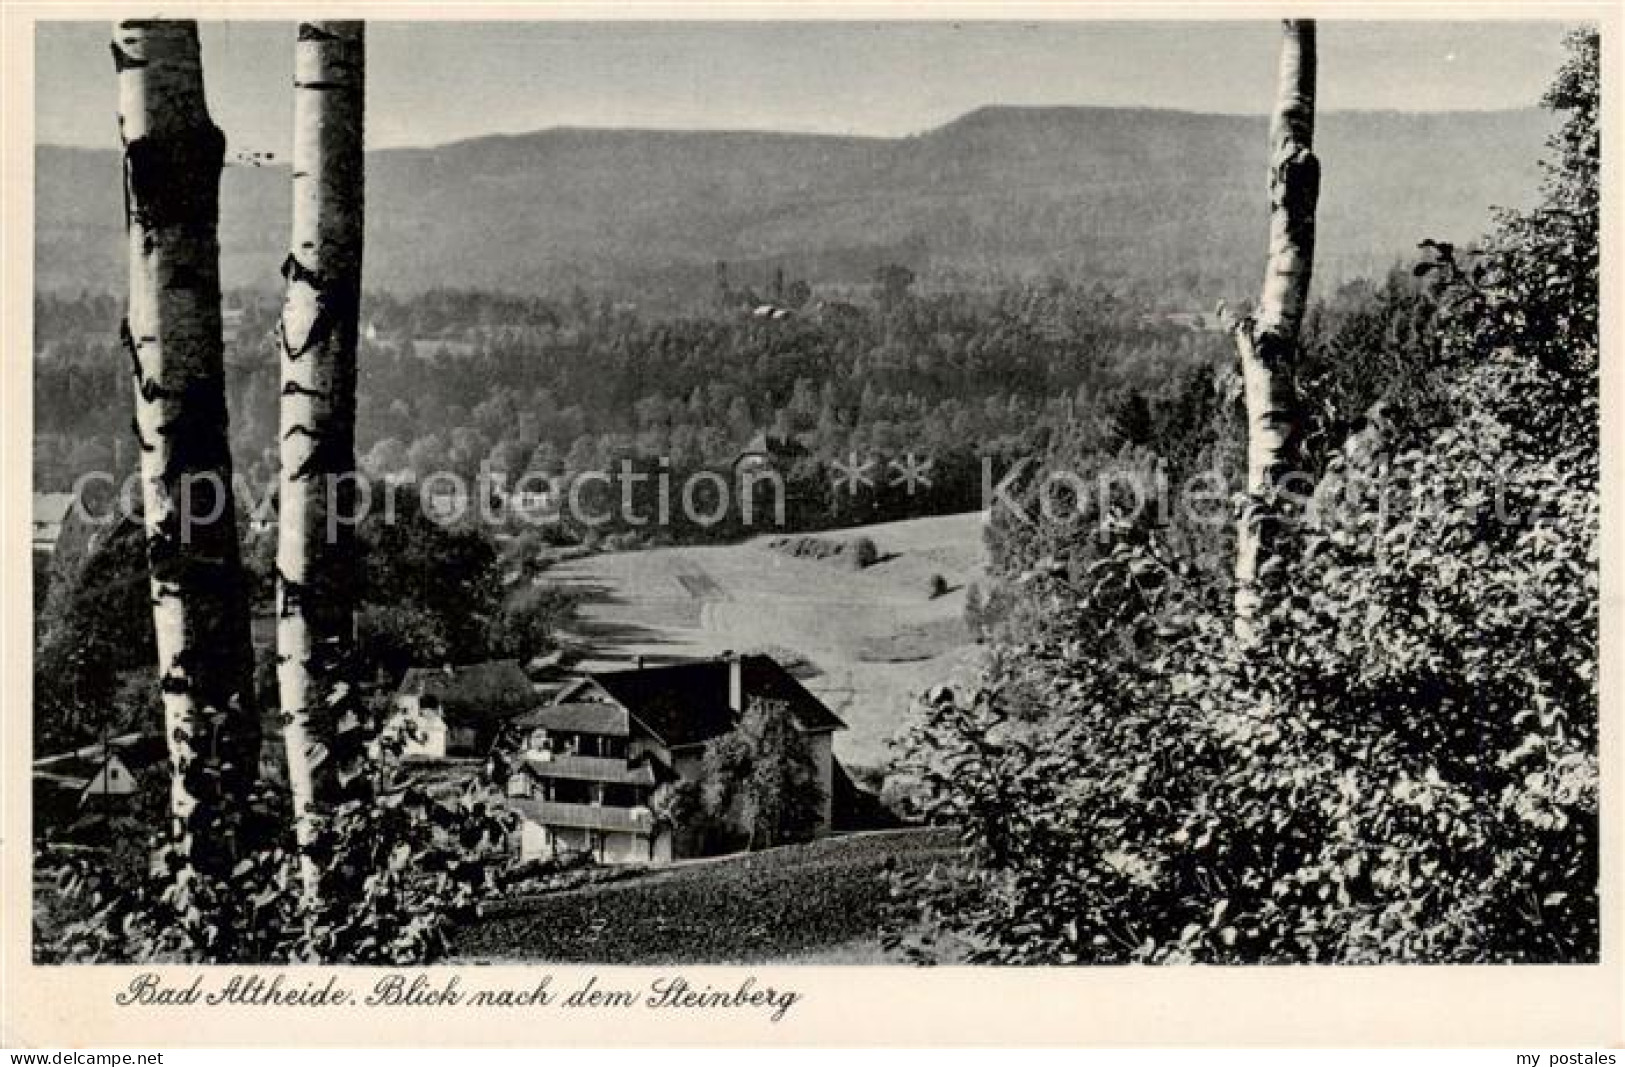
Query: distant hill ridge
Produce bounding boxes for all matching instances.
[36,104,1552,304]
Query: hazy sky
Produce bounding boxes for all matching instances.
[37,20,1574,152]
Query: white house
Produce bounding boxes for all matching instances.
[392,660,538,760]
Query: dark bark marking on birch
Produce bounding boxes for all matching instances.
[278,568,313,618]
[109,40,148,71]
[279,254,360,361]
[120,319,145,381]
[292,433,350,483]
[122,126,227,231]
[280,251,326,289]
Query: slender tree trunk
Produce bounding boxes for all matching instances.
[1233,19,1319,636]
[113,19,259,874]
[276,21,366,899]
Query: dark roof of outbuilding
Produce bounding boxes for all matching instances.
[33,732,170,781]
[398,660,537,724]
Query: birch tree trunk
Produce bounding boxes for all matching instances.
[276,21,365,897]
[1233,19,1319,636]
[113,19,259,874]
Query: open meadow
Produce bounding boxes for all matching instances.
[546,511,990,770]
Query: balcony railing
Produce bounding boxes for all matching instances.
[512,799,656,834]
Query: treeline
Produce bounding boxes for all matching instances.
[35,484,579,759]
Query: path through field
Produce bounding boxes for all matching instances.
[547,512,990,769]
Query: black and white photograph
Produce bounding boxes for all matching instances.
[5,0,1617,1046]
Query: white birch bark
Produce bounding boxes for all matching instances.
[276,21,366,898]
[1234,19,1319,636]
[113,19,259,869]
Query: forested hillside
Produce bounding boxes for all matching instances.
[37,105,1549,304]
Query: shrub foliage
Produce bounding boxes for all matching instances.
[890,29,1599,965]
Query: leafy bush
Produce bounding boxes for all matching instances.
[487,582,580,663]
[766,532,880,569]
[661,699,827,854]
[37,688,516,964]
[846,535,880,569]
[890,29,1599,965]
[33,518,158,754]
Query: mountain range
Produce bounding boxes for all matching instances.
[36,105,1553,306]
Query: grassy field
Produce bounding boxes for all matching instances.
[453,829,957,964]
[547,511,990,768]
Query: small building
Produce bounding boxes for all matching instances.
[494,474,564,524]
[32,733,169,833]
[555,654,846,846]
[32,490,95,559]
[33,488,114,609]
[507,485,559,521]
[496,702,677,864]
[729,431,806,475]
[423,485,466,523]
[393,660,539,759]
[467,653,848,866]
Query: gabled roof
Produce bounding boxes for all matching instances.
[735,655,848,734]
[582,654,845,749]
[33,492,78,526]
[398,660,537,725]
[584,663,734,748]
[34,732,169,774]
[730,431,806,467]
[32,491,83,551]
[508,701,629,737]
[33,732,169,790]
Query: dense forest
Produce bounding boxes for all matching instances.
[36,270,1238,537]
